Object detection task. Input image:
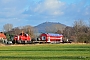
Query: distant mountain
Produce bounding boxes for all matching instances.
[34,22,67,33]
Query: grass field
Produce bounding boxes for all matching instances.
[0,44,90,60]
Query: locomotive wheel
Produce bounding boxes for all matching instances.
[25,41,27,43]
[19,40,22,44]
[12,40,15,44]
[16,40,22,44]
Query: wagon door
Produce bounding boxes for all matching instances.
[47,37,50,42]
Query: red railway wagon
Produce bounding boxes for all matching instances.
[40,33,63,43]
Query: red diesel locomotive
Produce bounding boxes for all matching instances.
[12,32,31,44]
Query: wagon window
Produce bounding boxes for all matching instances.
[42,36,46,40]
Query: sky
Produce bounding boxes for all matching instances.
[0,0,90,31]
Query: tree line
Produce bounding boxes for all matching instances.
[3,24,35,40]
[63,20,90,43]
[2,20,90,43]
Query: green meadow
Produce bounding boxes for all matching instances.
[0,44,90,60]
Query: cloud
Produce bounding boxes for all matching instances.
[0,0,90,30]
[0,0,28,18]
[0,1,29,22]
[64,0,90,20]
[23,0,66,21]
[34,0,65,15]
[23,0,90,23]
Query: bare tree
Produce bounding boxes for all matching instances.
[22,25,35,38]
[3,24,13,32]
[73,20,89,43]
[12,27,21,35]
[63,27,73,38]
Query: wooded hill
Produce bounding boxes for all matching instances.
[34,22,66,33]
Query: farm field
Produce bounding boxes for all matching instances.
[0,44,90,60]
